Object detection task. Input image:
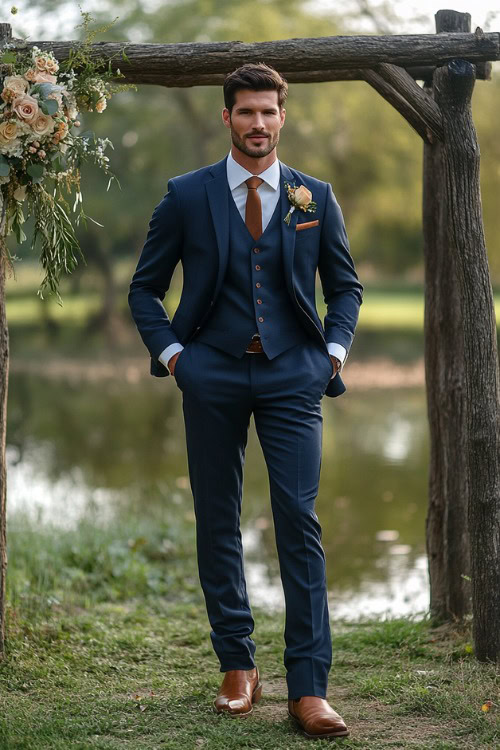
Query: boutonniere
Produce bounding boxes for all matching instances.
[283,181,317,225]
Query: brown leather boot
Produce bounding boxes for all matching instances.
[213,667,263,717]
[288,696,349,739]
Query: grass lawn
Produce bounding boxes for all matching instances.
[0,602,498,749]
[0,514,498,749]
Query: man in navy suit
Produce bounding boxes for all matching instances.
[128,63,363,740]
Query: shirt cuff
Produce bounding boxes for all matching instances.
[158,342,184,373]
[327,342,347,375]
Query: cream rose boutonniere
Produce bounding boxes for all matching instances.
[284,181,317,225]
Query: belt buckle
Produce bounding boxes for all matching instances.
[246,334,264,354]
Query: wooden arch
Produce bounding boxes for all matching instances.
[0,9,498,661]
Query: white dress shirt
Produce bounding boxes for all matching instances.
[159,151,347,373]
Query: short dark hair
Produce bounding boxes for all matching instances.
[223,63,288,113]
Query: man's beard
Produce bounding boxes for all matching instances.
[230,126,279,158]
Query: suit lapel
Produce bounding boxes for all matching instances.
[279,161,299,298]
[205,156,230,299]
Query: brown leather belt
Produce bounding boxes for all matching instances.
[245,334,265,354]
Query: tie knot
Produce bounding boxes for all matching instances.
[245,176,264,190]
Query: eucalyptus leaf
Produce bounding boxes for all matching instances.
[27,163,45,183]
[0,161,9,177]
[14,221,27,245]
[31,82,61,98]
[40,99,59,116]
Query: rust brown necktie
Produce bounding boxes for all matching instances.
[245,176,264,241]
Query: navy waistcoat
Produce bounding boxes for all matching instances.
[195,189,309,358]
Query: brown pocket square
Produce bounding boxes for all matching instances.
[296,219,319,232]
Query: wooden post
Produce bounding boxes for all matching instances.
[432,10,500,660]
[423,11,471,623]
[0,22,12,660]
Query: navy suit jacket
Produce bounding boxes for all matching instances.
[128,154,363,397]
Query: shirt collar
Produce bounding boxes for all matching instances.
[226,150,280,192]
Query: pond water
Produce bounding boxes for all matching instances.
[7,371,430,621]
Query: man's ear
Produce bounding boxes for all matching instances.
[280,107,286,127]
[222,107,231,129]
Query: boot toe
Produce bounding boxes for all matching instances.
[227,698,249,714]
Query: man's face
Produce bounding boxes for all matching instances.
[222,89,286,158]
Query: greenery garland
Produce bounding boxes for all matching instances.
[0,10,136,302]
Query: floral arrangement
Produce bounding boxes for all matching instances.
[0,11,135,301]
[283,181,317,224]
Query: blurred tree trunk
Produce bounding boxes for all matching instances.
[81,232,128,349]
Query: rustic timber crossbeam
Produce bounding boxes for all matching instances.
[4,31,498,85]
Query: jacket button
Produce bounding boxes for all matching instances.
[258,316,264,323]
[255,265,261,271]
[257,299,262,304]
[253,248,260,253]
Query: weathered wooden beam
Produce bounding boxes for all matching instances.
[372,62,444,141]
[424,10,500,661]
[434,47,500,662]
[7,31,499,80]
[362,66,442,143]
[99,62,491,86]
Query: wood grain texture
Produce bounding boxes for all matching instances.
[5,31,498,81]
[432,10,499,661]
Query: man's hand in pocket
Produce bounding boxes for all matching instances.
[330,355,341,378]
[168,352,181,375]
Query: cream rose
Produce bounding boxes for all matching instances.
[0,120,18,145]
[2,75,28,100]
[34,56,48,72]
[33,71,58,85]
[12,94,39,123]
[32,113,56,138]
[24,68,37,82]
[44,58,59,74]
[293,185,312,207]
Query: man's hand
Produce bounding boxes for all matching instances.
[330,355,341,378]
[168,351,181,375]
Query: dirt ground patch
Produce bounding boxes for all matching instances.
[255,678,459,746]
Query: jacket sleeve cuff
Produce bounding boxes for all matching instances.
[158,342,184,373]
[327,342,347,375]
